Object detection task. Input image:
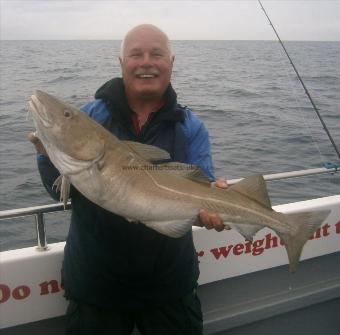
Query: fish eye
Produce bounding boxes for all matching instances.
[64,109,72,118]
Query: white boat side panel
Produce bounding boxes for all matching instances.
[0,242,67,329]
[0,196,340,329]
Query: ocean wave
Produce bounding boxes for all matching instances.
[306,75,339,81]
[46,75,80,84]
[227,88,259,97]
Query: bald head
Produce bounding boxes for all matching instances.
[120,24,173,59]
[118,23,175,103]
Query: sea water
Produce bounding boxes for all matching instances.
[0,40,339,250]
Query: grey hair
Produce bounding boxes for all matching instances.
[119,24,173,59]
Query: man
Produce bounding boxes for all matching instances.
[28,24,228,335]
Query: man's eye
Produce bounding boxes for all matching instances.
[129,53,142,57]
[152,52,164,57]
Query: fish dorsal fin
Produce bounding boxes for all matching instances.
[158,162,211,185]
[123,141,211,184]
[230,175,272,209]
[123,141,171,163]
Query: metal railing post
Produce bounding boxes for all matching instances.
[35,212,48,251]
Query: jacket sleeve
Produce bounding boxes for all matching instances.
[182,109,215,181]
[37,154,61,202]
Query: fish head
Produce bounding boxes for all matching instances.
[28,90,106,174]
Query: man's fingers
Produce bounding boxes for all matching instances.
[211,178,228,189]
[198,209,213,229]
[210,213,220,226]
[198,209,228,232]
[27,132,39,144]
[210,214,227,232]
[27,132,48,156]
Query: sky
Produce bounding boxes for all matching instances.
[1,1,339,41]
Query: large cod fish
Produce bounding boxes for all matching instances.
[28,90,330,272]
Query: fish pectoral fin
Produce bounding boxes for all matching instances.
[142,218,195,238]
[53,175,71,208]
[230,175,272,209]
[227,222,262,241]
[278,209,331,272]
[123,141,171,163]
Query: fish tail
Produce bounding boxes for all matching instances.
[279,209,331,272]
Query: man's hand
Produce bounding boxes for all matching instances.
[27,131,48,157]
[197,178,231,232]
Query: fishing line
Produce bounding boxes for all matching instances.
[272,43,327,162]
[259,33,327,163]
[258,0,340,161]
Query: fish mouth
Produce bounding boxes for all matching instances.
[28,92,53,128]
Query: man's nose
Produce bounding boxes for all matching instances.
[140,53,153,66]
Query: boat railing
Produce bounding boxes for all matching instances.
[0,166,338,251]
[0,203,71,251]
[228,166,339,184]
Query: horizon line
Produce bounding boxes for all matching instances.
[2,38,339,42]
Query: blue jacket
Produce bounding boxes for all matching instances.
[37,78,215,308]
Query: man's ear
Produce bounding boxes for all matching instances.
[170,55,175,70]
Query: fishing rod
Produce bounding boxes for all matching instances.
[258,0,340,161]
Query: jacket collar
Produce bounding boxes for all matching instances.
[95,78,184,128]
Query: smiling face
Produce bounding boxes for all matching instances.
[119,24,174,103]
